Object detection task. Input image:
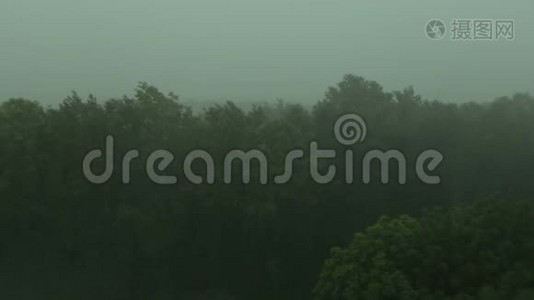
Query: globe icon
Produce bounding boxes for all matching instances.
[426,19,446,40]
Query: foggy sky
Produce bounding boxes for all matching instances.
[1,0,532,105]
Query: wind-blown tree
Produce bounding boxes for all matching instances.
[314,199,534,300]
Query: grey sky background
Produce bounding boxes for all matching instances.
[1,0,532,106]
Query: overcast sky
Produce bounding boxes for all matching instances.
[1,0,532,105]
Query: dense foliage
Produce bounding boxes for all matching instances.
[314,199,534,300]
[1,75,534,299]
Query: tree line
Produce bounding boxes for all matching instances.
[1,75,534,299]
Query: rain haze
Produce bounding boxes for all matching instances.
[5,1,534,299]
[1,0,533,105]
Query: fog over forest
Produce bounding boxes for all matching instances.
[1,0,533,105]
[2,1,534,300]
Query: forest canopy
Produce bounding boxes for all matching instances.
[1,75,534,299]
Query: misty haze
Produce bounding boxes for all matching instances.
[1,1,534,299]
